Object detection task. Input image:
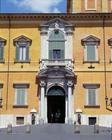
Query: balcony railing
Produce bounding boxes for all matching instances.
[39,59,74,69]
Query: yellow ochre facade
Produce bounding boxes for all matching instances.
[0,0,112,127]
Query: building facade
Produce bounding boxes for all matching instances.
[0,0,112,128]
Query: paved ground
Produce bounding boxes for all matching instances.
[0,124,112,140]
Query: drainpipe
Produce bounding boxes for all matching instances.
[6,16,11,110]
[103,15,108,108]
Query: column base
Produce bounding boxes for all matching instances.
[39,118,44,124]
[68,118,73,124]
[65,117,68,124]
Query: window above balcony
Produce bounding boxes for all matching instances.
[49,30,65,60]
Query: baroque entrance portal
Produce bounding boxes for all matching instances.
[37,66,77,124]
[47,86,65,123]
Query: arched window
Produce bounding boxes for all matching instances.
[49,30,65,60]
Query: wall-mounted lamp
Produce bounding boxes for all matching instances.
[105,96,112,107]
[0,97,2,106]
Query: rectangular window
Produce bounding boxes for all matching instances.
[16,46,29,61]
[14,85,28,106]
[88,89,96,105]
[49,40,65,60]
[16,117,24,125]
[53,50,61,60]
[0,45,4,61]
[89,117,96,125]
[85,0,97,10]
[83,84,100,106]
[86,45,97,62]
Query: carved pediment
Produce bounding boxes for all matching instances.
[40,18,74,33]
[13,35,32,46]
[81,35,100,46]
[108,38,112,46]
[37,66,77,84]
[0,37,6,45]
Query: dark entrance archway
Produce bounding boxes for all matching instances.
[47,86,65,123]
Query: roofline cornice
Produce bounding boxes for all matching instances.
[0,13,112,20]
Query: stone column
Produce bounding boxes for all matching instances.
[40,81,46,124]
[65,97,68,123]
[67,81,73,124]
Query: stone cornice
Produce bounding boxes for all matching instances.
[0,13,112,26]
[0,13,112,20]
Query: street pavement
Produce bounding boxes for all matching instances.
[0,124,111,140]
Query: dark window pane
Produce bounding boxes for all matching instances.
[53,50,61,60]
[89,117,96,125]
[16,117,24,125]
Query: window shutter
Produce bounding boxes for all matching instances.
[16,88,25,105]
[20,89,25,105]
[16,47,20,61]
[0,47,3,60]
[49,50,53,60]
[87,45,95,61]
[26,47,29,61]
[88,89,96,105]
[61,50,64,60]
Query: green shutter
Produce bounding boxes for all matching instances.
[87,45,95,61]
[88,89,96,105]
[61,50,64,60]
[17,88,25,105]
[16,47,20,61]
[49,50,53,60]
[20,89,25,105]
[26,47,29,61]
[0,47,3,60]
[49,31,65,60]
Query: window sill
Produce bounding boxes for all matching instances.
[14,59,30,64]
[84,105,100,108]
[13,105,28,108]
[0,59,5,63]
[83,61,99,64]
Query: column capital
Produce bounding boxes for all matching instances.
[40,81,46,87]
[67,81,73,87]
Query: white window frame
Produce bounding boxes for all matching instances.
[84,84,99,106]
[85,0,97,11]
[84,45,98,62]
[110,47,112,62]
[14,86,27,106]
[18,46,27,61]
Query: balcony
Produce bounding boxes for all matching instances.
[39,59,74,70]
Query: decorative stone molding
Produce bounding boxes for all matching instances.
[0,37,6,46]
[40,61,47,70]
[40,25,48,35]
[83,84,100,89]
[67,81,73,87]
[108,38,112,47]
[65,25,74,35]
[13,35,32,46]
[81,35,100,46]
[40,81,46,87]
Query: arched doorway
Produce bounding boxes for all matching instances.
[47,86,65,123]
